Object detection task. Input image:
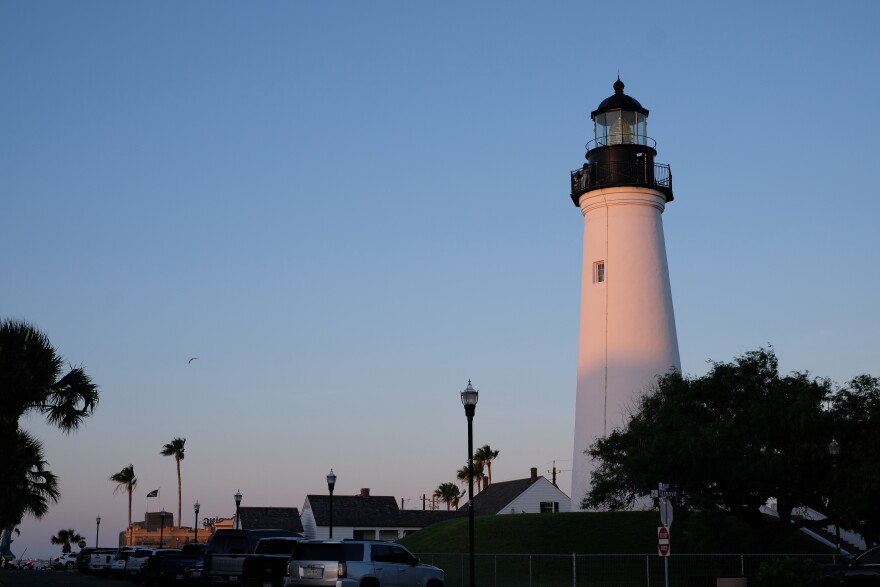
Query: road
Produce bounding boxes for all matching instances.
[0,570,120,587]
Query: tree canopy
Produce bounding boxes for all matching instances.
[584,347,879,549]
[0,319,99,532]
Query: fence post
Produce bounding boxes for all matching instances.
[494,554,497,587]
[740,554,745,577]
[573,552,576,587]
[646,554,651,587]
[529,554,532,587]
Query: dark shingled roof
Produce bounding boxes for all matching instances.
[470,477,538,516]
[238,507,304,533]
[307,495,462,528]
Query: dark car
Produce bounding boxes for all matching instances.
[825,546,880,585]
[75,547,99,573]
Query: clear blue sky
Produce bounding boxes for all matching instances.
[3,1,879,559]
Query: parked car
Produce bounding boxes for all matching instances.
[285,539,444,587]
[124,547,157,583]
[241,536,302,587]
[111,548,135,578]
[203,528,301,583]
[90,548,118,577]
[53,552,79,569]
[825,546,880,585]
[76,547,99,573]
[141,548,182,585]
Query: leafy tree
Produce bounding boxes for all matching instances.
[109,465,138,528]
[584,348,837,550]
[830,375,880,545]
[475,445,500,485]
[51,528,83,553]
[160,437,186,527]
[0,319,99,532]
[433,482,462,511]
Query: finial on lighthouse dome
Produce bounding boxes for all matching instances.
[592,77,649,119]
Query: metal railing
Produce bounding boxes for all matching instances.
[571,162,672,198]
[416,552,842,587]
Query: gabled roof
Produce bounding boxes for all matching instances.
[470,477,539,516]
[238,507,304,533]
[306,495,461,528]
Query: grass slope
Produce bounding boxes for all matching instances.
[399,511,833,555]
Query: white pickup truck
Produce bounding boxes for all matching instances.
[89,548,117,577]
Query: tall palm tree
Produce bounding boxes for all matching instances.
[0,319,99,531]
[433,483,461,511]
[50,528,83,553]
[160,438,186,527]
[109,465,137,528]
[475,445,500,485]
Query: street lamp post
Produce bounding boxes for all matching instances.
[461,380,479,587]
[234,490,242,530]
[326,469,337,539]
[828,438,841,554]
[159,509,167,548]
[194,501,200,543]
[96,516,101,549]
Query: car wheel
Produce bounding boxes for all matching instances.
[360,579,380,587]
[427,581,444,587]
[66,562,74,569]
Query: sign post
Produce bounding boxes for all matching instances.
[652,483,677,587]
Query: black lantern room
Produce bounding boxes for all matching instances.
[570,78,673,205]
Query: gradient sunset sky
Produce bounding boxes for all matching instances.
[3,0,879,559]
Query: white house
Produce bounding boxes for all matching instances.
[471,468,571,515]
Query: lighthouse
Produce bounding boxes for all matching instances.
[569,79,681,509]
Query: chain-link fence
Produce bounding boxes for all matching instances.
[415,552,843,587]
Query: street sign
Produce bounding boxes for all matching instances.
[659,497,673,527]
[651,482,678,499]
[658,526,670,557]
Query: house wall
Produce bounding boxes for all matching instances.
[499,478,572,514]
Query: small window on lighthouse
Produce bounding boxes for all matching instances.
[594,261,605,283]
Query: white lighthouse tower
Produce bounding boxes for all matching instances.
[569,79,681,509]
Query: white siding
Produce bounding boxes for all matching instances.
[498,478,571,514]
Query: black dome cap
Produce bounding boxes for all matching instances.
[591,78,649,119]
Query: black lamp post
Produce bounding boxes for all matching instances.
[95,516,101,548]
[828,438,841,554]
[234,490,242,530]
[193,501,200,543]
[326,469,337,539]
[461,380,479,587]
[159,509,167,548]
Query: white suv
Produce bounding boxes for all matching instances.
[285,540,444,587]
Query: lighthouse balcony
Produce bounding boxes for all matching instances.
[570,161,673,205]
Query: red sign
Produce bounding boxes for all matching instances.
[658,526,670,557]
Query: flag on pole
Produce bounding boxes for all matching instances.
[146,489,159,498]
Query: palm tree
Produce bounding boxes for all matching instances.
[475,445,500,485]
[456,460,486,493]
[50,528,83,553]
[109,465,137,528]
[0,319,99,531]
[433,483,461,511]
[1,431,60,547]
[160,438,186,527]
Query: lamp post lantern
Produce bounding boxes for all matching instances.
[828,438,841,554]
[159,509,167,548]
[234,490,242,530]
[326,469,337,539]
[194,501,200,543]
[96,516,101,548]
[461,380,479,587]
